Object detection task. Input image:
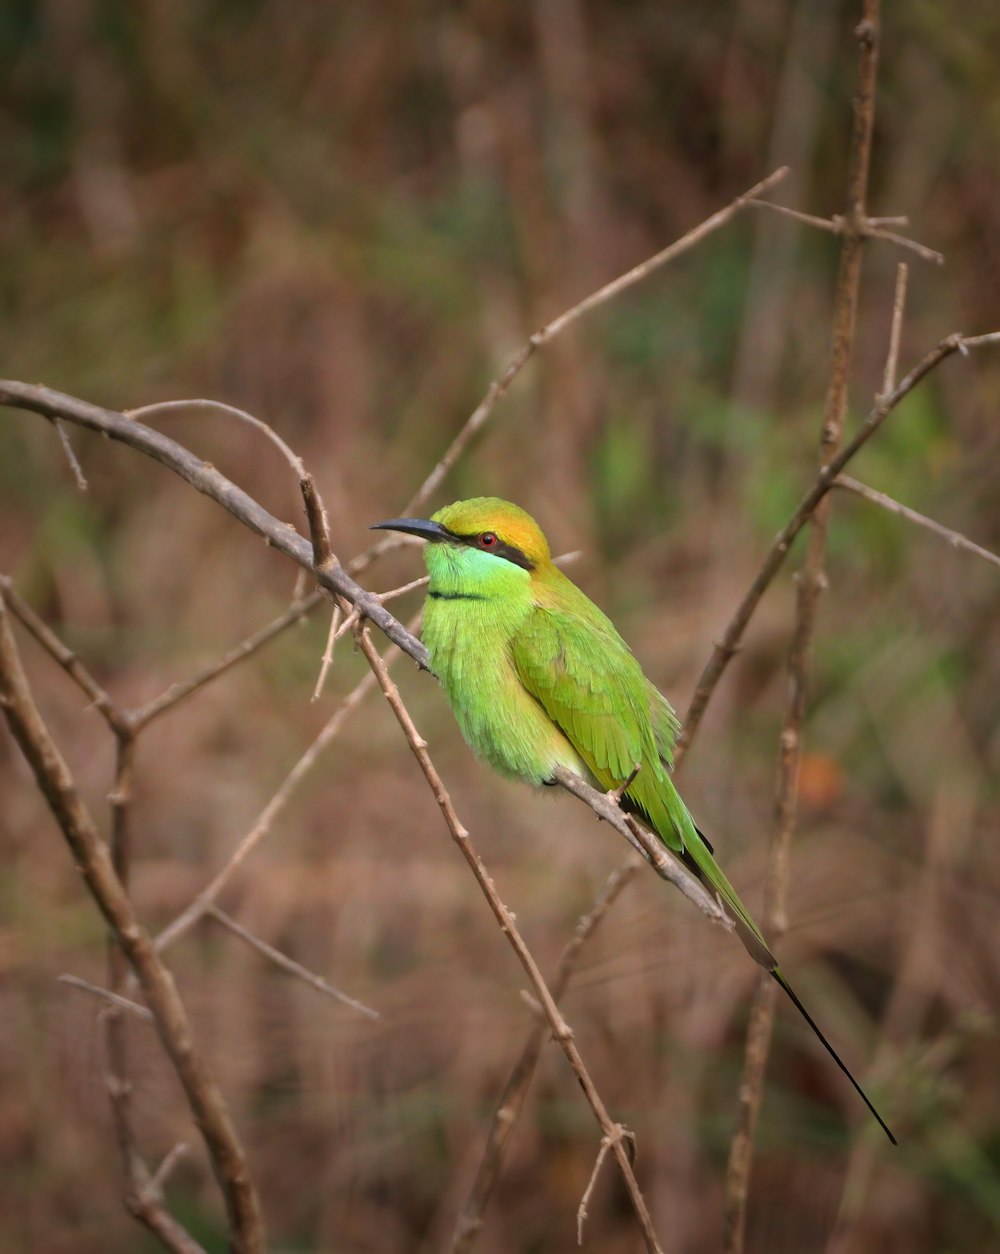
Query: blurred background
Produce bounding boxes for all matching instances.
[2,2,1000,1251]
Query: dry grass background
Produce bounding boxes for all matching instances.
[2,2,1000,1250]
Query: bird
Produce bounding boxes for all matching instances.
[372,496,895,1143]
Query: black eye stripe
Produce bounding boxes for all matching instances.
[447,530,535,571]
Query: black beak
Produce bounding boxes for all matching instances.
[370,517,452,543]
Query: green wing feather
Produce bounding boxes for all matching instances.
[511,594,775,967]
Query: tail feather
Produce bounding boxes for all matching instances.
[681,824,896,1144]
[772,969,896,1145]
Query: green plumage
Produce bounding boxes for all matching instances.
[372,496,894,1142]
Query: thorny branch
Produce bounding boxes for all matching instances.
[404,166,789,516]
[725,5,882,1249]
[835,476,1000,571]
[450,857,642,1254]
[0,591,263,1253]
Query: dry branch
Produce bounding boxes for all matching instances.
[747,197,943,265]
[206,906,379,1019]
[724,5,881,1247]
[835,476,1000,571]
[675,327,989,766]
[450,856,642,1253]
[0,591,263,1253]
[404,167,788,515]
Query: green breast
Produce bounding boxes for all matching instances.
[422,569,586,785]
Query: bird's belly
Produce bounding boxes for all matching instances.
[425,613,585,785]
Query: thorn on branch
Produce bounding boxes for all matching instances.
[577,1124,637,1245]
[607,763,641,805]
[300,473,334,571]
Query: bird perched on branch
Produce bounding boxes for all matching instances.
[372,496,894,1143]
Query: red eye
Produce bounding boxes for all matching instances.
[480,532,497,547]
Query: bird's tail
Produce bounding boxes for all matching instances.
[678,819,896,1144]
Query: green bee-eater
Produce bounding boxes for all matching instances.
[372,496,894,1143]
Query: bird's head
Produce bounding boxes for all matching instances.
[371,497,551,574]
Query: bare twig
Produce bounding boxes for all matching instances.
[0,380,431,665]
[748,199,943,265]
[206,905,379,1020]
[300,471,334,571]
[0,574,125,732]
[57,974,154,1023]
[150,611,421,962]
[676,328,992,766]
[835,476,1000,571]
[450,856,642,1253]
[577,1125,634,1245]
[405,167,789,515]
[125,397,307,478]
[881,263,909,395]
[724,7,882,1248]
[353,623,663,1253]
[0,591,263,1253]
[52,417,89,489]
[311,605,342,701]
[149,1143,191,1195]
[132,590,325,729]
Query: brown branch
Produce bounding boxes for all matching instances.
[404,166,789,515]
[0,380,432,667]
[132,590,325,729]
[724,6,881,1249]
[450,855,642,1254]
[675,327,992,767]
[125,397,307,479]
[747,199,943,265]
[149,611,421,962]
[577,1125,635,1245]
[206,905,379,1020]
[52,417,89,489]
[835,476,1000,570]
[57,974,154,1023]
[0,591,263,1252]
[880,264,909,395]
[0,574,126,733]
[353,623,664,1253]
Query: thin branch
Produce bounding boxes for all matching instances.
[835,476,1000,571]
[353,623,664,1253]
[0,574,125,733]
[451,856,642,1254]
[206,905,379,1020]
[747,199,943,265]
[52,417,89,489]
[132,590,325,729]
[0,591,264,1253]
[881,263,909,395]
[149,611,421,962]
[57,973,154,1023]
[676,327,993,766]
[125,398,307,479]
[311,605,342,701]
[0,380,430,664]
[577,1125,634,1245]
[149,1143,191,1195]
[865,225,943,266]
[300,471,334,571]
[724,7,881,1249]
[405,166,789,515]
